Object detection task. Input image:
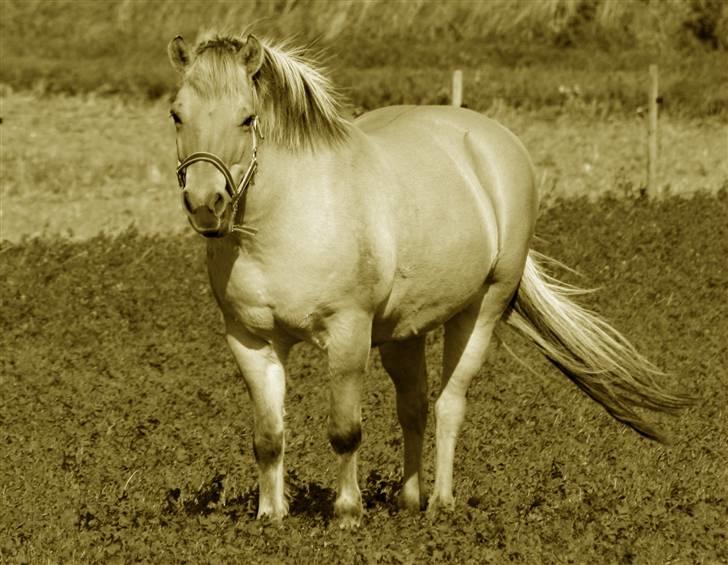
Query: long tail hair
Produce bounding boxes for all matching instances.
[505,251,692,442]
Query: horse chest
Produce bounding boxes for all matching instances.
[206,244,326,341]
[204,243,273,334]
[214,269,274,335]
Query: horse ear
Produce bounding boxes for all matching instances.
[241,35,264,76]
[168,36,191,73]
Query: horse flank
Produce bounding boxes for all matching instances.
[186,33,350,150]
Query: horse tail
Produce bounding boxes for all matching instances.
[504,250,691,443]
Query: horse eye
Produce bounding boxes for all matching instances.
[170,111,182,125]
[241,115,254,128]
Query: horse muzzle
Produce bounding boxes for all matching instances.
[176,152,258,238]
[181,185,232,237]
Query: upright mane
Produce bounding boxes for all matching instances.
[187,33,350,150]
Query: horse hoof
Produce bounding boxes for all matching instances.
[337,514,361,529]
[256,505,288,522]
[426,495,455,517]
[334,499,362,529]
[397,491,426,512]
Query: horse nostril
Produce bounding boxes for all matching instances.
[212,192,226,216]
[182,191,194,213]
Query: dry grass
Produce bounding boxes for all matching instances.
[4,0,725,46]
[1,0,726,116]
[1,92,725,242]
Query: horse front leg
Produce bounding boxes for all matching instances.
[325,313,372,528]
[226,321,291,521]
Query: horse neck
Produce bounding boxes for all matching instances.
[233,140,354,235]
[259,141,350,196]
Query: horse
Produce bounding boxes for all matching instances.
[166,32,689,527]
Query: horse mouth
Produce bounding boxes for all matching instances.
[198,228,227,238]
[190,222,228,238]
[186,215,230,238]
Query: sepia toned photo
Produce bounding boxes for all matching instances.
[1,0,726,562]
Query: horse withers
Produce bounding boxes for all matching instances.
[167,33,689,527]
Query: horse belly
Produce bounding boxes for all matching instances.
[374,282,484,342]
[372,205,495,342]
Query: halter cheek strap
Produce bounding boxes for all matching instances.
[176,116,262,234]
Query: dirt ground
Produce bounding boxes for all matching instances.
[1,194,726,563]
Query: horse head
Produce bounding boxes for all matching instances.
[168,34,264,237]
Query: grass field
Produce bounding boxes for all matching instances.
[1,196,726,562]
[2,91,726,242]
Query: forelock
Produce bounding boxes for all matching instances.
[185,35,250,98]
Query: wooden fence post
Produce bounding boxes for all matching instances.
[452,70,463,107]
[647,64,660,199]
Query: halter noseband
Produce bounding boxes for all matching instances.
[176,116,262,234]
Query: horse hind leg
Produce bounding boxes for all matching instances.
[379,335,429,511]
[430,278,518,512]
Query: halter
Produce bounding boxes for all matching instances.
[176,116,263,235]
